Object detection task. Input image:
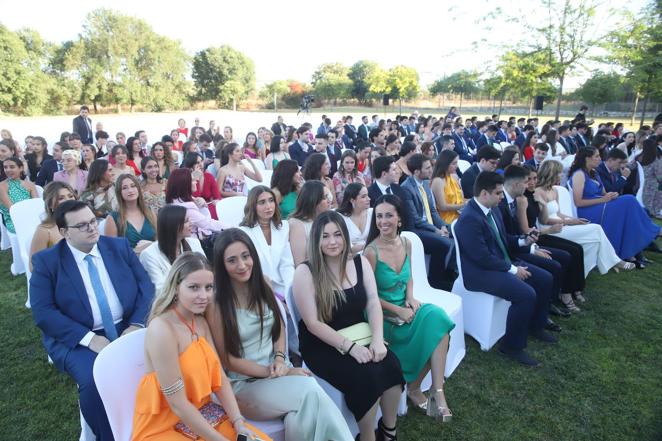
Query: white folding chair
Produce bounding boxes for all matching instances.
[0,211,12,250]
[565,181,579,217]
[450,221,510,351]
[636,162,645,208]
[242,158,266,171]
[35,185,44,197]
[215,196,247,228]
[10,198,46,307]
[457,160,471,174]
[1,210,25,276]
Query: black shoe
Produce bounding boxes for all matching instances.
[375,417,397,441]
[646,242,662,253]
[531,330,559,344]
[545,319,562,333]
[549,303,570,317]
[498,347,539,366]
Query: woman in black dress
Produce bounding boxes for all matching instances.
[293,211,404,441]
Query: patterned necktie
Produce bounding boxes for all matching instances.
[386,186,392,195]
[418,185,434,225]
[487,211,511,265]
[509,200,517,219]
[84,255,118,341]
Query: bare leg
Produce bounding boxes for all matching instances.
[357,401,379,441]
[407,361,430,405]
[378,385,402,437]
[430,334,452,418]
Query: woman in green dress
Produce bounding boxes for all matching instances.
[270,159,302,219]
[0,157,38,233]
[364,194,455,422]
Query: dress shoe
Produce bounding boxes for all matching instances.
[549,303,571,317]
[545,319,562,333]
[646,242,662,254]
[498,347,539,366]
[531,330,559,344]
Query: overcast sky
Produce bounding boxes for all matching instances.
[0,0,646,89]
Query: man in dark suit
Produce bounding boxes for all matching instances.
[454,172,556,366]
[31,201,154,440]
[314,133,341,178]
[574,123,590,148]
[476,124,498,149]
[72,105,94,145]
[558,125,577,154]
[499,165,572,323]
[357,115,371,141]
[460,145,501,198]
[343,115,357,149]
[368,155,413,227]
[453,124,476,162]
[401,153,455,288]
[36,142,68,186]
[496,120,509,143]
[271,115,287,136]
[596,148,631,194]
[524,144,549,170]
[289,126,313,167]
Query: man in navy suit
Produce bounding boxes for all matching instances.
[558,125,577,154]
[343,115,357,149]
[313,133,341,177]
[453,124,476,162]
[596,149,631,194]
[460,145,501,198]
[36,142,68,186]
[476,124,498,149]
[524,144,549,170]
[496,120,509,143]
[289,126,313,167]
[574,123,590,148]
[31,201,154,440]
[401,153,455,288]
[72,105,94,145]
[368,155,413,227]
[454,172,556,366]
[357,115,371,141]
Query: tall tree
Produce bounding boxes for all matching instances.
[259,80,290,109]
[574,72,626,112]
[387,66,420,109]
[311,63,352,105]
[348,60,381,103]
[497,50,555,117]
[434,70,479,110]
[192,45,255,109]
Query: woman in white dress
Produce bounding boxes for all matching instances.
[534,160,635,276]
[336,182,372,254]
[288,180,332,266]
[139,204,204,293]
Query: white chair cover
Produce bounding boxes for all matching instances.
[215,196,247,228]
[554,185,574,219]
[10,198,46,307]
[450,221,510,351]
[457,160,471,174]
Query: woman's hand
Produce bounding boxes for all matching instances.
[193,197,206,208]
[369,340,388,363]
[405,298,421,314]
[348,343,373,364]
[396,305,415,323]
[286,367,312,376]
[233,420,258,440]
[269,359,288,378]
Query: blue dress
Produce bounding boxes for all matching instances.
[574,171,660,259]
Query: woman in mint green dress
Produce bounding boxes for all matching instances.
[364,194,455,422]
[0,157,38,233]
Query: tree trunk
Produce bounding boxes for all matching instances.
[232,96,237,112]
[528,97,533,118]
[498,95,504,118]
[459,93,464,111]
[630,92,639,126]
[93,100,98,114]
[555,74,564,121]
[639,94,649,129]
[273,91,277,110]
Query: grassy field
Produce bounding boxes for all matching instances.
[1,238,661,441]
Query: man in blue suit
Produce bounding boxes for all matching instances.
[476,124,498,149]
[454,172,556,366]
[289,126,313,167]
[460,145,501,198]
[72,105,94,145]
[453,124,476,162]
[357,115,371,141]
[496,120,509,143]
[31,200,155,440]
[401,152,455,288]
[596,148,631,194]
[524,143,549,170]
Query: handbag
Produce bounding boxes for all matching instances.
[174,401,227,439]
[337,322,373,352]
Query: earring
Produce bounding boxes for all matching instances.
[173,294,178,303]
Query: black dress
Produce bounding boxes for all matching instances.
[298,255,405,421]
[524,190,586,292]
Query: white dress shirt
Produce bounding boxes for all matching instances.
[67,242,124,346]
[375,180,391,195]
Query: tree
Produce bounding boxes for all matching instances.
[386,66,420,109]
[259,80,290,109]
[606,1,662,126]
[574,72,626,111]
[497,50,555,116]
[311,63,352,104]
[348,60,381,103]
[192,45,255,108]
[435,70,479,110]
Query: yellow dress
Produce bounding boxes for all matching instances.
[440,175,463,224]
[131,337,271,441]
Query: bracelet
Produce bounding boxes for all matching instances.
[274,351,286,360]
[160,378,184,396]
[231,415,245,427]
[346,342,357,355]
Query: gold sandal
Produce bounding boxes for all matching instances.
[406,387,427,411]
[426,388,452,422]
[614,261,635,272]
[559,293,581,313]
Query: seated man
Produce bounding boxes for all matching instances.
[524,143,549,170]
[401,153,455,288]
[454,171,556,366]
[289,126,313,167]
[452,124,476,163]
[475,124,498,149]
[460,145,501,198]
[596,148,631,194]
[499,165,573,324]
[30,200,155,440]
[368,155,411,216]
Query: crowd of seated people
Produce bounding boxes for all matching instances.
[2,106,661,440]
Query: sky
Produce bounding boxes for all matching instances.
[0,0,647,90]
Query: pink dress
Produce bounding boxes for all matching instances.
[222,175,247,196]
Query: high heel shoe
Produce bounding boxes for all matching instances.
[406,386,427,411]
[573,292,587,303]
[375,417,397,441]
[614,260,635,272]
[426,388,453,422]
[559,293,580,313]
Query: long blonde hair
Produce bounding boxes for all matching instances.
[114,173,157,237]
[536,159,563,190]
[148,252,211,322]
[307,211,351,322]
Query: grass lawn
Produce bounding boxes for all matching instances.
[1,237,662,441]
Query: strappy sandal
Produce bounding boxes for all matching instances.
[559,293,580,313]
[406,386,427,411]
[376,417,398,441]
[613,260,635,273]
[573,292,587,303]
[426,388,453,422]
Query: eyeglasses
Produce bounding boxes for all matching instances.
[67,218,98,232]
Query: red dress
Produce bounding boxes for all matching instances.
[523,145,534,160]
[192,172,221,219]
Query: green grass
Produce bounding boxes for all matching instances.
[1,238,662,441]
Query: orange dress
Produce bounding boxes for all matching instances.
[440,175,464,224]
[131,337,271,441]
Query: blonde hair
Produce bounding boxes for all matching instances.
[536,159,563,190]
[62,149,81,165]
[148,252,211,322]
[307,211,351,322]
[114,174,157,237]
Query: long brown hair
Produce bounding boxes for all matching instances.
[240,185,282,229]
[114,174,157,237]
[212,228,282,360]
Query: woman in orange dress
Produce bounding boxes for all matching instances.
[132,252,270,441]
[430,150,466,224]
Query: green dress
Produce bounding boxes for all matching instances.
[280,191,297,219]
[0,179,32,234]
[369,240,455,383]
[109,211,155,248]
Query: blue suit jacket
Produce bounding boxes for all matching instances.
[496,129,508,143]
[453,133,474,162]
[30,236,154,372]
[35,159,60,187]
[524,158,541,170]
[454,199,526,278]
[401,176,446,232]
[596,162,626,194]
[476,134,494,149]
[289,140,311,167]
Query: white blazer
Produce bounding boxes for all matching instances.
[139,237,204,294]
[240,221,295,295]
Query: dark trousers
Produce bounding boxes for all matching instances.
[518,246,570,298]
[538,235,586,293]
[466,261,552,351]
[416,230,455,289]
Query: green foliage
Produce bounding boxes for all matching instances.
[259,80,290,109]
[192,45,255,108]
[387,66,420,100]
[575,72,626,107]
[311,63,352,102]
[348,60,381,102]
